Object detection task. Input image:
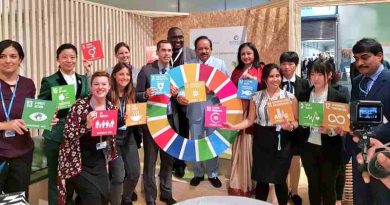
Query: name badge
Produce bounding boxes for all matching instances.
[4,130,16,138]
[96,141,107,150]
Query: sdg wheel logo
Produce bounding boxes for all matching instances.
[147,64,243,162]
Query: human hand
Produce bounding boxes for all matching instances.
[1,119,28,135]
[83,60,93,76]
[170,85,179,97]
[86,111,97,129]
[145,88,156,99]
[177,95,189,105]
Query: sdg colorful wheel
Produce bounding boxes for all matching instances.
[146,64,243,162]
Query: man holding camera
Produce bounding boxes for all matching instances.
[349,38,390,205]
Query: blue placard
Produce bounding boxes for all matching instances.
[237,79,258,99]
[151,74,170,95]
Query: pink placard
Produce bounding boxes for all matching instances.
[205,105,226,128]
[81,40,104,61]
[92,110,118,136]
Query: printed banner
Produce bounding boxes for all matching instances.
[51,85,76,109]
[267,98,294,124]
[22,98,56,130]
[125,103,147,126]
[205,105,226,128]
[322,101,350,131]
[185,81,206,103]
[237,79,258,99]
[81,40,104,61]
[92,110,118,136]
[299,102,324,127]
[150,74,170,95]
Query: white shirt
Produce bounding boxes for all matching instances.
[60,69,77,92]
[308,87,328,146]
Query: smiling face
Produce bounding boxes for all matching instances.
[157,43,173,64]
[240,46,255,67]
[195,39,212,63]
[0,46,22,75]
[168,28,184,51]
[116,46,131,64]
[114,66,131,90]
[91,76,111,99]
[57,48,77,73]
[310,71,328,89]
[265,68,282,90]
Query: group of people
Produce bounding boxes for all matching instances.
[0,25,390,205]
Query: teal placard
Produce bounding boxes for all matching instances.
[299,102,324,127]
[51,85,76,109]
[22,98,56,131]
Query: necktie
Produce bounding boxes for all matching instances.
[359,76,371,99]
[286,81,294,94]
[162,68,166,74]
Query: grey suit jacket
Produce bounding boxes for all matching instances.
[136,60,180,131]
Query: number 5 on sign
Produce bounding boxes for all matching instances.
[322,101,350,131]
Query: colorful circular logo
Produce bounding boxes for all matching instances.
[146,64,243,162]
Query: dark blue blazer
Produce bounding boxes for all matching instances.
[348,67,390,205]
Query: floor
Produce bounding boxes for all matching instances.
[29,149,354,205]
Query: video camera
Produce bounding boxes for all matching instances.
[350,100,390,179]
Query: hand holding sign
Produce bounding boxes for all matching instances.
[81,40,104,61]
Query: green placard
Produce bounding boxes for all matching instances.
[22,98,56,131]
[299,102,324,127]
[51,85,75,109]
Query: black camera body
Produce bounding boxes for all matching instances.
[350,100,390,179]
[350,100,383,130]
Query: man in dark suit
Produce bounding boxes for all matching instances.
[136,40,178,205]
[167,27,197,178]
[348,38,390,205]
[279,51,310,204]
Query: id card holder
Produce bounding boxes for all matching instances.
[96,141,107,150]
[4,130,16,138]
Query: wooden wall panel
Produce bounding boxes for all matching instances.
[0,0,153,93]
[152,4,289,65]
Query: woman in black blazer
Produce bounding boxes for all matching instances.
[299,60,348,205]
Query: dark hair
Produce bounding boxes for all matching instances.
[0,40,25,61]
[259,62,265,66]
[279,51,299,65]
[156,40,172,51]
[260,63,280,89]
[109,63,135,106]
[56,43,77,59]
[353,38,383,56]
[236,42,261,69]
[114,42,130,54]
[327,59,339,84]
[167,27,182,37]
[90,71,110,86]
[194,36,213,49]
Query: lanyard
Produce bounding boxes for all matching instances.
[119,98,125,118]
[170,48,183,66]
[0,78,19,121]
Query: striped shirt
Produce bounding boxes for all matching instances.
[252,89,295,126]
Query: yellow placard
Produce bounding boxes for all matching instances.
[322,101,350,131]
[184,81,206,103]
[125,103,147,126]
[267,98,294,124]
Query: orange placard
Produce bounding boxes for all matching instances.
[185,81,206,103]
[322,101,350,131]
[125,103,147,126]
[267,98,294,124]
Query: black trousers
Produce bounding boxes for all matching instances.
[0,152,33,200]
[301,143,340,205]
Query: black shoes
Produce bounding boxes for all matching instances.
[208,177,222,188]
[131,192,137,201]
[160,197,177,205]
[289,192,302,205]
[190,176,205,186]
[173,167,185,178]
